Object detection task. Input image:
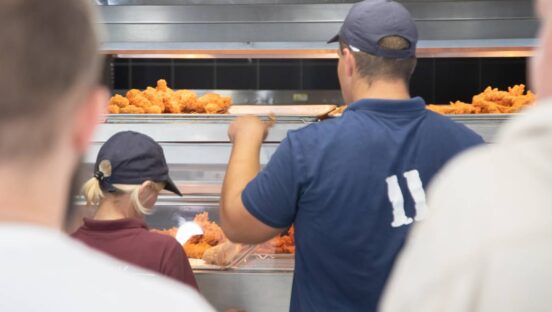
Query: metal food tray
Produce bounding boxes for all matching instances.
[329,109,517,121]
[104,114,316,123]
[104,105,336,123]
[190,245,257,271]
[234,254,295,272]
[447,114,515,123]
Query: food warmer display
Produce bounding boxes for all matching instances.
[76,1,538,311]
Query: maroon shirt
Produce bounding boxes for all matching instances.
[72,218,198,289]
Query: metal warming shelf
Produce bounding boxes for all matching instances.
[104,105,336,123]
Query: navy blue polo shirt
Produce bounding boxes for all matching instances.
[242,97,483,311]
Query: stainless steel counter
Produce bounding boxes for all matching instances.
[196,271,293,312]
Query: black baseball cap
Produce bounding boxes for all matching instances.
[94,131,182,196]
[328,0,418,59]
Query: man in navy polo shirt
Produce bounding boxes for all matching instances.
[220,0,483,311]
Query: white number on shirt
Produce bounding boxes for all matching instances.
[385,170,428,228]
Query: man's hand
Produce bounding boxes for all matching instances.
[228,115,275,144]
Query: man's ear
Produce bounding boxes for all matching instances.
[73,86,108,154]
[342,48,356,78]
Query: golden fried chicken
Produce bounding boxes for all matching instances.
[126,89,141,100]
[143,87,164,108]
[427,85,535,115]
[109,94,129,108]
[197,93,232,114]
[193,212,225,246]
[120,105,144,114]
[106,79,232,114]
[156,79,170,92]
[255,226,295,254]
[175,90,198,112]
[145,105,163,114]
[107,104,120,114]
[128,95,151,109]
[202,241,243,266]
[184,241,212,259]
[163,97,182,114]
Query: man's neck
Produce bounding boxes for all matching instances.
[351,79,411,103]
[0,160,71,229]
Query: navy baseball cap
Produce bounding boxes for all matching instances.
[94,131,182,196]
[328,0,418,59]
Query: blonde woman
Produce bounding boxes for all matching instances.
[72,131,197,289]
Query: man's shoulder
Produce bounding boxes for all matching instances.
[425,110,481,136]
[0,225,214,311]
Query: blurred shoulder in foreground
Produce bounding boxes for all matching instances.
[381,100,552,312]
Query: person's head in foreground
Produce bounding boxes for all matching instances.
[329,0,418,104]
[380,1,552,311]
[0,1,213,310]
[531,0,552,100]
[82,131,182,220]
[0,0,107,227]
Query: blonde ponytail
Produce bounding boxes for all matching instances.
[81,160,112,205]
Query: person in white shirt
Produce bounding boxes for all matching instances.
[0,0,214,311]
[380,1,552,311]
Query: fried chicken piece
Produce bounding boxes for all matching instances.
[108,104,120,114]
[143,87,165,108]
[126,89,141,100]
[120,105,145,114]
[196,93,231,114]
[202,241,243,266]
[204,103,221,114]
[109,94,129,108]
[145,105,163,114]
[255,226,295,254]
[163,97,182,114]
[128,94,151,109]
[193,212,225,246]
[175,90,198,113]
[156,79,169,92]
[184,241,212,259]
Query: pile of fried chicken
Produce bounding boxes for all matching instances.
[427,84,536,114]
[154,212,295,265]
[108,79,232,114]
[183,212,226,259]
[255,226,295,254]
[330,84,535,116]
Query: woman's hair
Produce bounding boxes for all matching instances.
[81,160,165,215]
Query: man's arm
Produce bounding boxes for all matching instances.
[220,116,283,244]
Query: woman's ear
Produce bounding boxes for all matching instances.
[138,181,159,209]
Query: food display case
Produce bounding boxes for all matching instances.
[76,1,538,311]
